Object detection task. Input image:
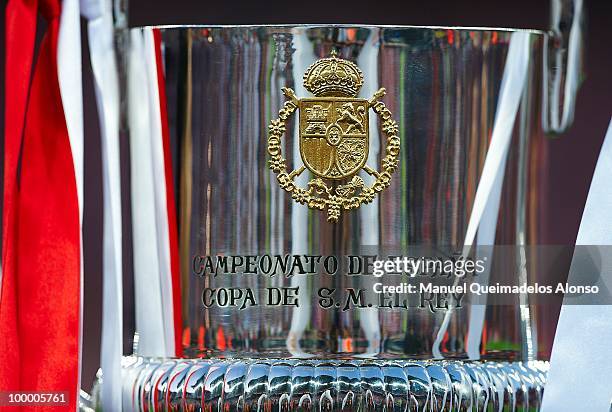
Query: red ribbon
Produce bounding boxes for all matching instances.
[153,29,183,357]
[1,0,81,407]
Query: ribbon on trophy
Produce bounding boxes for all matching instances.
[435,0,586,362]
[432,31,531,359]
[2,1,184,408]
[541,120,612,411]
[82,0,123,409]
[1,0,84,406]
[127,27,183,359]
[85,2,184,409]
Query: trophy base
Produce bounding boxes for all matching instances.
[92,357,548,411]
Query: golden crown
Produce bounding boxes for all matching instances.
[303,51,364,97]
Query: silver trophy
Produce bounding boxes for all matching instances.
[92,1,584,410]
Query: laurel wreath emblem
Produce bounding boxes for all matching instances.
[267,87,400,222]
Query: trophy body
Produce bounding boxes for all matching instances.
[118,25,554,410]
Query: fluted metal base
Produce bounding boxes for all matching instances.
[92,356,548,411]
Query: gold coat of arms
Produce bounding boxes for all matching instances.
[268,51,401,222]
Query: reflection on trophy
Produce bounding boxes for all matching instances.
[101,26,536,410]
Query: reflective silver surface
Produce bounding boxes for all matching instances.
[100,356,548,411]
[146,26,554,361]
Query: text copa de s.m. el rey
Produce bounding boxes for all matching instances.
[191,254,490,313]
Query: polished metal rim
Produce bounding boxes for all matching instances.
[140,24,547,35]
[93,357,549,411]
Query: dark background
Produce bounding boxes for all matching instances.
[2,0,611,391]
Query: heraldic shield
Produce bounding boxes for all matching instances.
[299,98,369,179]
[267,50,401,222]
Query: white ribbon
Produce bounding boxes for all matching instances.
[57,0,84,405]
[143,28,176,357]
[462,32,530,250]
[464,156,508,360]
[128,27,175,358]
[81,0,123,409]
[541,119,612,411]
[433,31,531,358]
[59,0,84,218]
